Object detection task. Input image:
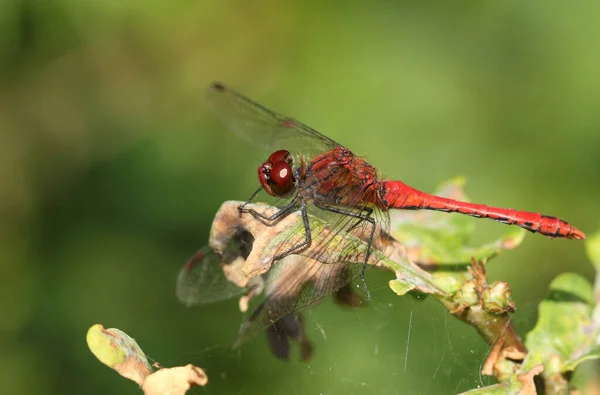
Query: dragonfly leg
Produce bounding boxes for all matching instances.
[272,203,312,261]
[237,187,264,217]
[347,207,373,233]
[238,197,299,225]
[238,196,311,262]
[313,203,376,301]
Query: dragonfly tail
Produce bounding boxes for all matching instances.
[381,181,585,239]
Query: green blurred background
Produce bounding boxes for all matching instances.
[1,1,599,394]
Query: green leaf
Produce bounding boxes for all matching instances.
[563,345,600,372]
[525,273,595,375]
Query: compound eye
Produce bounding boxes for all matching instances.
[268,150,292,165]
[269,160,294,197]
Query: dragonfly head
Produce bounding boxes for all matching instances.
[258,150,296,198]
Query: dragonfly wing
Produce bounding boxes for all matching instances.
[206,82,341,160]
[234,255,359,347]
[176,231,262,307]
[176,246,246,306]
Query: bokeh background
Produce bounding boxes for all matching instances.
[1,1,599,394]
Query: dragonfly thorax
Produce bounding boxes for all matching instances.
[258,150,296,198]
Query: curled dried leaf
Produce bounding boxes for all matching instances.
[86,324,151,386]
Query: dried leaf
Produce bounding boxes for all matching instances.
[87,324,208,394]
[87,324,152,385]
[141,364,207,395]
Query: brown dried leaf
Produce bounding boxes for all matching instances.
[86,324,152,386]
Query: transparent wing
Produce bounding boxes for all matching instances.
[234,255,363,348]
[176,229,261,306]
[206,82,341,160]
[175,246,247,306]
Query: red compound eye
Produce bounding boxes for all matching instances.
[269,160,294,197]
[268,150,291,165]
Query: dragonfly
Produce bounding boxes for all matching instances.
[205,82,585,297]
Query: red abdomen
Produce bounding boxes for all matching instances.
[380,180,585,239]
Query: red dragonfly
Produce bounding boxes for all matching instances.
[206,83,585,292]
[181,83,585,353]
